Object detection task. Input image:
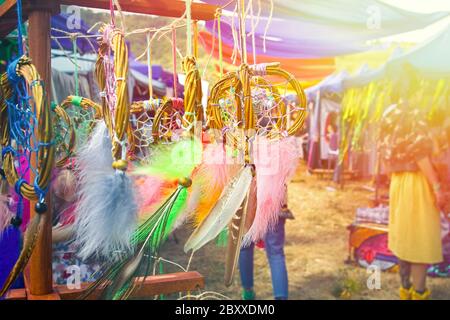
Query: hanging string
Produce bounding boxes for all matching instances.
[249,0,257,65]
[193,21,199,59]
[16,0,24,56]
[216,9,224,77]
[109,0,116,26]
[72,36,80,96]
[239,0,248,64]
[262,0,274,53]
[146,32,153,99]
[172,27,178,98]
[230,2,239,65]
[186,0,192,56]
[201,16,217,79]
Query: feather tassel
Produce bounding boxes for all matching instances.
[81,183,189,300]
[74,122,138,261]
[189,143,238,227]
[0,195,13,236]
[224,174,256,286]
[242,136,299,246]
[133,138,202,180]
[0,214,44,296]
[184,165,253,253]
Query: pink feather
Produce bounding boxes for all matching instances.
[134,175,175,222]
[0,194,13,236]
[243,136,299,246]
[135,175,166,210]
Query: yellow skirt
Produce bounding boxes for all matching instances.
[388,171,443,264]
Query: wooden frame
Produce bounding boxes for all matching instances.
[6,272,205,300]
[0,0,217,38]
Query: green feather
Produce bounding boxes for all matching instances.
[82,186,189,300]
[133,138,202,180]
[216,228,228,247]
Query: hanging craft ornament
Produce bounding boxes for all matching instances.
[0,55,55,296]
[82,3,210,297]
[189,3,307,283]
[81,177,192,300]
[73,21,138,261]
[59,95,103,148]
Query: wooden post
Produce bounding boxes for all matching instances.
[27,4,54,297]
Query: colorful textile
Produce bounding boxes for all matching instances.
[199,31,335,80]
[52,242,101,285]
[204,0,448,58]
[379,104,432,172]
[389,171,442,264]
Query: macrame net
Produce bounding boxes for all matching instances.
[53,109,72,165]
[65,103,97,149]
[130,101,184,162]
[217,73,304,138]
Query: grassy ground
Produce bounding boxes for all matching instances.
[160,163,450,300]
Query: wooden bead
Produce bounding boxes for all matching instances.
[178,177,192,188]
[112,159,128,171]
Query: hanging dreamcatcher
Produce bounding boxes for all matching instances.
[72,18,139,262]
[78,0,238,299]
[58,95,103,150]
[0,43,55,298]
[184,0,307,286]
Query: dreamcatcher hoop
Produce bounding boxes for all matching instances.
[152,98,185,144]
[1,56,55,201]
[207,62,307,144]
[52,104,76,168]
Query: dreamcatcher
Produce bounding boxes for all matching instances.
[78,0,207,300]
[184,0,307,287]
[58,95,102,150]
[129,97,185,161]
[0,0,55,295]
[73,16,139,261]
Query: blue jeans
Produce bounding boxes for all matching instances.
[239,218,288,299]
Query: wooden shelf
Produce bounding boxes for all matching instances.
[7,271,205,300]
[0,0,218,38]
[58,0,218,20]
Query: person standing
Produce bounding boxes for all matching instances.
[380,102,447,300]
[238,185,293,300]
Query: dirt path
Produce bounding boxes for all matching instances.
[161,165,450,300]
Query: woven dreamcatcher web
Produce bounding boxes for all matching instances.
[130,99,184,162]
[52,96,101,167]
[52,106,73,167]
[67,104,97,147]
[252,76,293,138]
[130,109,155,160]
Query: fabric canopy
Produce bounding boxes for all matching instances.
[199,30,336,80]
[51,13,99,54]
[305,70,350,99]
[342,24,450,89]
[204,0,448,58]
[386,24,450,79]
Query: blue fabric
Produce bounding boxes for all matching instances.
[0,227,24,299]
[239,217,288,299]
[51,13,99,54]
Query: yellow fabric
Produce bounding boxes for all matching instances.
[399,286,412,300]
[389,171,443,264]
[411,288,431,300]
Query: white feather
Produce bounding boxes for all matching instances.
[184,166,252,253]
[74,122,138,261]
